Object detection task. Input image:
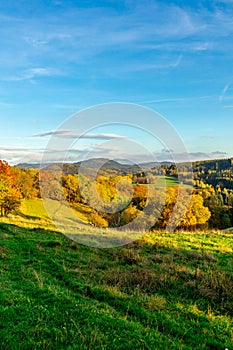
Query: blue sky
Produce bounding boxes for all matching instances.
[0,0,233,164]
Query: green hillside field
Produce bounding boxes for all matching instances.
[0,199,92,231]
[0,200,232,349]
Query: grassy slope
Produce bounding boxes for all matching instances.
[0,199,93,231]
[0,218,232,349]
[0,199,232,349]
[0,199,55,231]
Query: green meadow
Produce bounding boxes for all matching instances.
[157,176,179,187]
[0,199,232,349]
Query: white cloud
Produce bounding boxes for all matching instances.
[139,95,214,105]
[116,55,183,73]
[33,130,128,140]
[219,81,232,102]
[5,67,57,82]
[153,151,228,163]
[0,140,229,166]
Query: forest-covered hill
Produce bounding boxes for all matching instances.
[0,157,232,230]
[18,157,233,187]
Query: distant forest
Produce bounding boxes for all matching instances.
[1,157,233,230]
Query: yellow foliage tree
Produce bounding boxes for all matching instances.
[179,194,211,229]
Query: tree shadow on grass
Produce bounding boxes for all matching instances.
[15,210,44,221]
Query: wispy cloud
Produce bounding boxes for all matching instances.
[0,144,45,164]
[152,150,228,163]
[219,81,232,102]
[161,148,174,153]
[0,145,40,152]
[139,95,214,105]
[0,0,232,91]
[1,141,229,166]
[1,2,231,74]
[140,41,212,52]
[211,151,227,155]
[0,102,13,107]
[33,130,128,140]
[200,135,216,139]
[1,0,233,162]
[117,55,183,73]
[4,67,57,82]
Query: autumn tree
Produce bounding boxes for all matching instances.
[10,167,38,199]
[179,194,211,230]
[62,174,82,203]
[151,188,211,230]
[39,170,64,201]
[0,160,21,216]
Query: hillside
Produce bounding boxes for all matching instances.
[0,221,232,349]
[18,156,233,188]
[18,158,141,176]
[17,158,172,176]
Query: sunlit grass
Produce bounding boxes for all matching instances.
[0,223,232,349]
[0,199,232,348]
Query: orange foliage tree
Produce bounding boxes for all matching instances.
[0,160,21,216]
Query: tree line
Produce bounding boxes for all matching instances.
[0,160,39,216]
[1,160,233,230]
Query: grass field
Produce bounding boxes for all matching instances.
[0,199,93,232]
[157,176,179,187]
[138,175,191,189]
[0,199,232,348]
[0,212,232,349]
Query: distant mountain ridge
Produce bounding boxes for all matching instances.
[17,158,173,175]
[17,157,233,176]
